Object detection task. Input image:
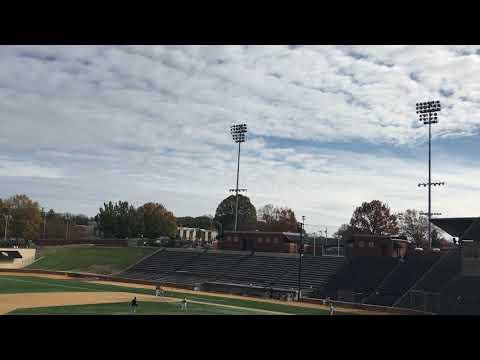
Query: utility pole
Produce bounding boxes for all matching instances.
[65,214,70,241]
[41,208,47,240]
[313,232,316,257]
[416,101,444,249]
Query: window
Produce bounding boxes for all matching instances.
[368,242,374,248]
[258,238,263,243]
[359,241,365,248]
[227,236,232,241]
[266,238,271,243]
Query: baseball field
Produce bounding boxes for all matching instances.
[0,272,391,315]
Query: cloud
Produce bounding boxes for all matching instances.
[0,158,63,179]
[0,45,479,235]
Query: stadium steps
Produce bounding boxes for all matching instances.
[322,256,398,301]
[120,248,206,282]
[116,247,166,275]
[365,253,442,307]
[394,248,461,311]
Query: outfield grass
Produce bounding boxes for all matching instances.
[10,301,268,315]
[28,246,156,274]
[0,275,331,315]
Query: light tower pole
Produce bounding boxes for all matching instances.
[416,100,445,249]
[41,208,47,240]
[297,216,305,301]
[64,213,71,241]
[230,123,247,231]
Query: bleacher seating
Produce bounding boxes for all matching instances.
[178,251,249,280]
[439,276,480,314]
[366,253,442,306]
[394,249,461,311]
[411,249,461,292]
[323,256,398,301]
[218,254,298,287]
[120,249,345,292]
[273,255,345,291]
[121,248,205,281]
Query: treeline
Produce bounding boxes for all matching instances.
[212,194,299,233]
[333,200,447,248]
[95,201,176,239]
[0,194,91,241]
[176,216,215,230]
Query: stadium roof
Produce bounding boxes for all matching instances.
[431,217,480,240]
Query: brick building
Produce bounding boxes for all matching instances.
[216,231,301,253]
[346,234,412,258]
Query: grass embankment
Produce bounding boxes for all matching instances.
[27,245,156,274]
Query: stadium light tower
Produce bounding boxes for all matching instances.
[230,123,248,231]
[416,100,445,249]
[297,216,305,301]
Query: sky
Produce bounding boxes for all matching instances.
[0,45,479,235]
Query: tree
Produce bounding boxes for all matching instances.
[0,194,42,240]
[214,194,257,231]
[95,201,117,238]
[397,209,447,249]
[397,209,428,247]
[349,200,399,236]
[431,228,446,249]
[140,202,177,238]
[176,215,215,230]
[257,204,298,232]
[334,223,353,240]
[72,214,89,226]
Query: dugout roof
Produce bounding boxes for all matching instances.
[0,250,22,260]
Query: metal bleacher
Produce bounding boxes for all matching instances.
[120,248,345,292]
[365,253,442,306]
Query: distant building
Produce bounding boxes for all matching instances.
[216,231,300,253]
[345,234,412,258]
[177,227,218,243]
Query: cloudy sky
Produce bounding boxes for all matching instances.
[0,45,479,235]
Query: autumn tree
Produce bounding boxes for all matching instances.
[214,194,257,231]
[431,228,446,249]
[257,204,298,232]
[334,223,353,240]
[397,209,428,247]
[349,200,399,236]
[176,215,215,230]
[397,209,447,248]
[0,194,42,240]
[140,202,177,238]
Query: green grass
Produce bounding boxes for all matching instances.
[10,301,268,315]
[28,246,156,274]
[0,275,331,315]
